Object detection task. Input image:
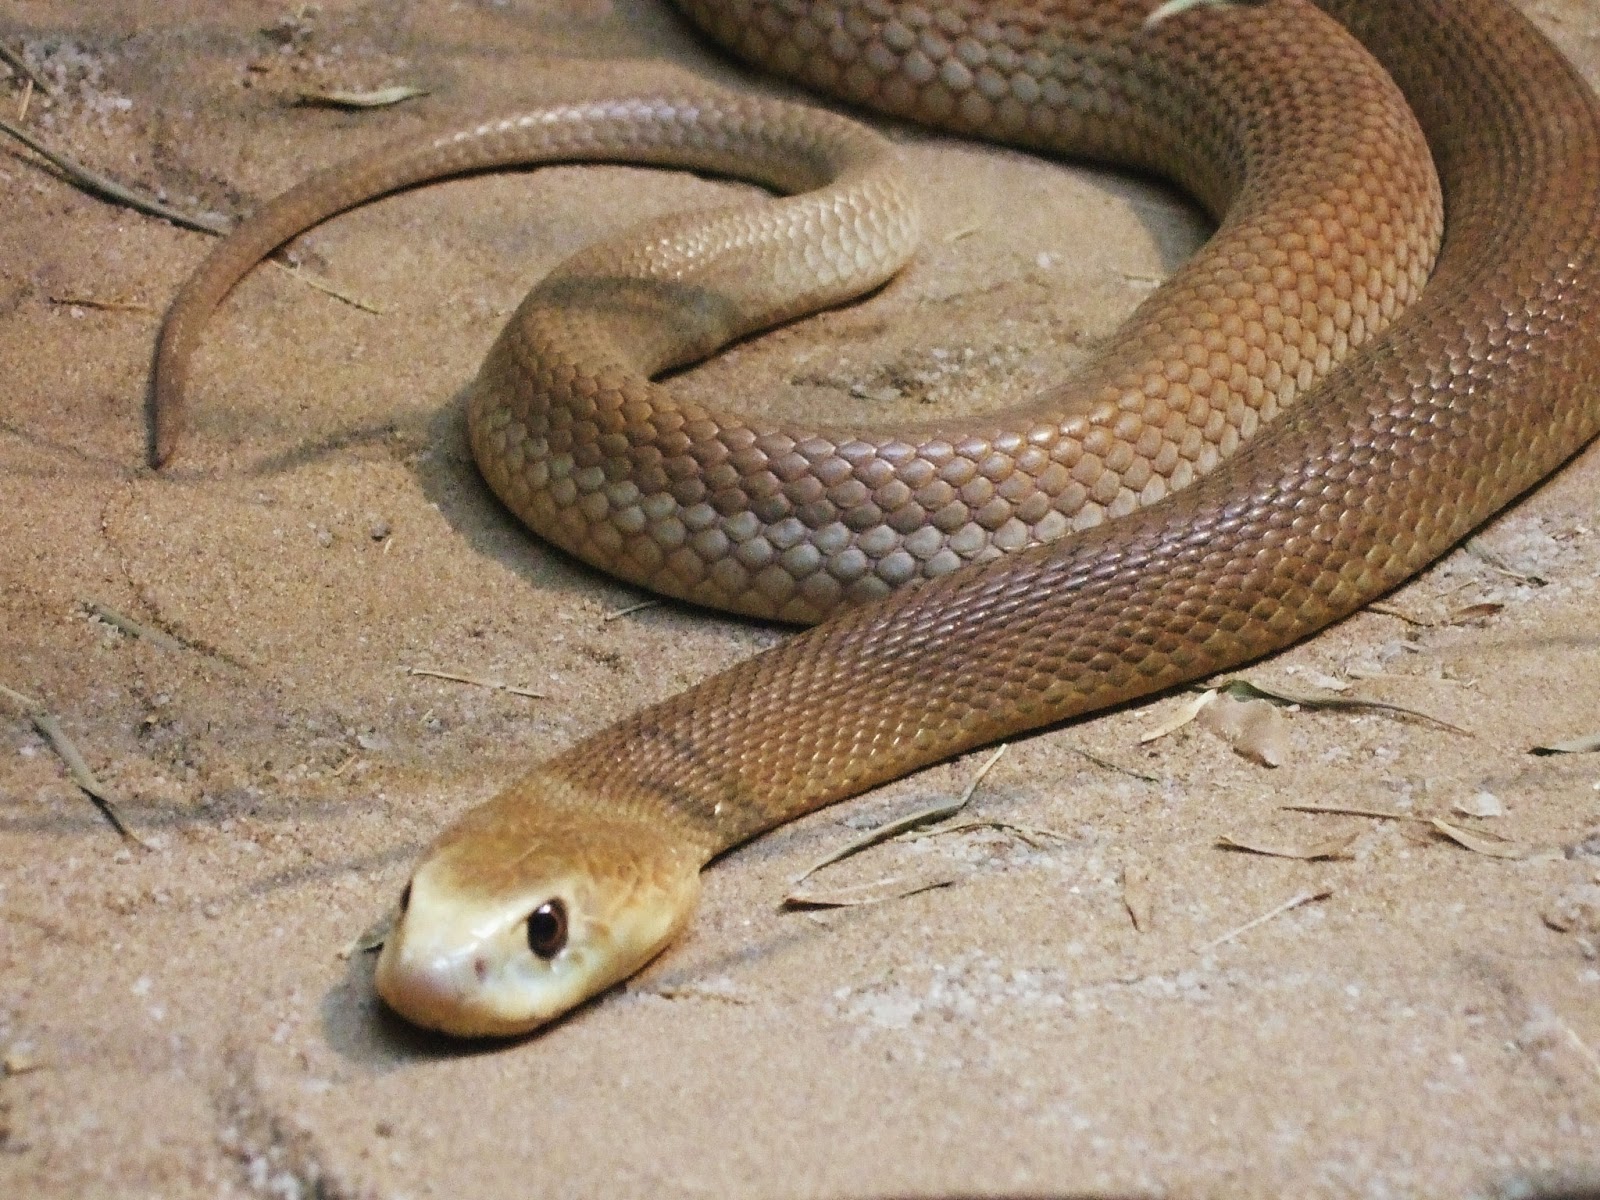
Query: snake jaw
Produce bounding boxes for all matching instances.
[374,787,705,1037]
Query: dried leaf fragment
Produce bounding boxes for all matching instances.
[1429,819,1529,860]
[297,84,430,109]
[1140,690,1215,743]
[1216,832,1358,860]
[1286,668,1350,692]
[1198,692,1290,767]
[1531,731,1600,756]
[0,115,229,234]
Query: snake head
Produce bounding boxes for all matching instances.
[374,778,704,1037]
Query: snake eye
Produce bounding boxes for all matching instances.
[526,900,568,959]
[397,882,412,915]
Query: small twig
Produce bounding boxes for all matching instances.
[1065,742,1160,783]
[790,744,1009,887]
[3,120,385,310]
[49,293,156,314]
[602,599,662,622]
[404,666,545,699]
[1366,602,1428,627]
[0,115,229,234]
[1195,889,1331,955]
[0,682,149,846]
[649,978,757,1006]
[84,601,186,652]
[0,41,54,96]
[1122,863,1153,931]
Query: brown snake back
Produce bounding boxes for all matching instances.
[523,0,1600,853]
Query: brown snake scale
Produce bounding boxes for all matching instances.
[152,0,1600,1035]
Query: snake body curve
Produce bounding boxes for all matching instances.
[150,0,1600,1037]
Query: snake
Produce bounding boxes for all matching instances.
[149,0,1600,1037]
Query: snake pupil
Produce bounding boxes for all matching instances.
[526,900,568,959]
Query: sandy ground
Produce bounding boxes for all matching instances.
[3,2,1600,1197]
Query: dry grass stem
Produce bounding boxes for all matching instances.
[0,41,54,95]
[789,744,1009,887]
[1196,889,1331,954]
[85,601,186,652]
[602,599,663,621]
[268,261,385,313]
[0,682,149,846]
[783,875,958,910]
[49,294,155,314]
[405,666,545,700]
[0,115,229,233]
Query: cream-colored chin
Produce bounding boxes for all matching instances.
[373,941,528,1037]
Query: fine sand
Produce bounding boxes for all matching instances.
[3,2,1599,1197]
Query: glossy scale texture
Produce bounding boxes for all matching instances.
[152,0,1600,1034]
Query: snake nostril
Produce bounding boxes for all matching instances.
[397,882,412,916]
[474,956,488,982]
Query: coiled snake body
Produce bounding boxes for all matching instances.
[152,0,1600,1036]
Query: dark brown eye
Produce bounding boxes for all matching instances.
[526,900,568,959]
